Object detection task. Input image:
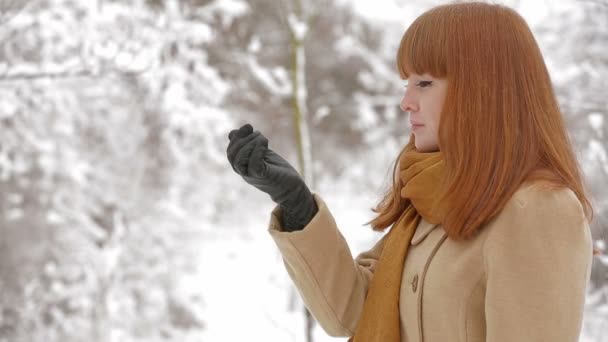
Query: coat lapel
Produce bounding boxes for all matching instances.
[410,218,439,245]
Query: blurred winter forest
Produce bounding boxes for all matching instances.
[0,0,606,341]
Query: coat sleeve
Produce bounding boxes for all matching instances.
[482,186,593,342]
[267,192,387,337]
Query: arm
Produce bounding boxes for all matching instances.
[267,192,387,337]
[483,187,593,342]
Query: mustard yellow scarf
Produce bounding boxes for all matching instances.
[349,149,445,342]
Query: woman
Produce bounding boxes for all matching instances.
[226,1,597,341]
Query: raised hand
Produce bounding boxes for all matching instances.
[226,123,318,231]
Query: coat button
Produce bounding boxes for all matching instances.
[411,274,419,292]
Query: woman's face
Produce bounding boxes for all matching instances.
[399,73,448,152]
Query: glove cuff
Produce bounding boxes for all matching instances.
[280,193,318,232]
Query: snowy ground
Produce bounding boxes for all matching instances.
[198,188,381,341]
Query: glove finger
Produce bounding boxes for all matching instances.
[227,131,261,168]
[233,132,268,175]
[234,138,258,175]
[228,123,253,142]
[249,137,269,178]
[262,149,293,182]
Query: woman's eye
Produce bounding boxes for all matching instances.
[403,80,433,88]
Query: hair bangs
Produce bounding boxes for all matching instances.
[397,9,447,80]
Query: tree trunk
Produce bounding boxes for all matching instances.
[287,0,315,341]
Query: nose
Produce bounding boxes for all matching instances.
[400,90,418,112]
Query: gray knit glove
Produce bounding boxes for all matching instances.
[226,123,318,232]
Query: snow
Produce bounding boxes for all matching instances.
[589,113,604,139]
[313,106,331,125]
[288,13,309,41]
[2,0,606,340]
[342,0,408,23]
[198,190,382,341]
[344,0,570,29]
[198,0,250,29]
[584,140,608,177]
[247,55,292,96]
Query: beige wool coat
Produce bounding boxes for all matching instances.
[267,182,594,342]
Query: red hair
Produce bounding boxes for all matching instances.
[365,1,598,254]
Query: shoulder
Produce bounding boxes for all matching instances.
[512,182,583,214]
[479,181,593,339]
[481,181,590,264]
[502,180,584,223]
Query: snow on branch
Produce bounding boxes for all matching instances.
[246,55,291,96]
[287,13,308,40]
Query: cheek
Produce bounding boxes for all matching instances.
[432,102,443,126]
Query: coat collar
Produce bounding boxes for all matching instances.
[411,218,439,245]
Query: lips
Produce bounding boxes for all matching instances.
[410,120,424,132]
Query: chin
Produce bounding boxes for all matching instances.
[415,142,440,153]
